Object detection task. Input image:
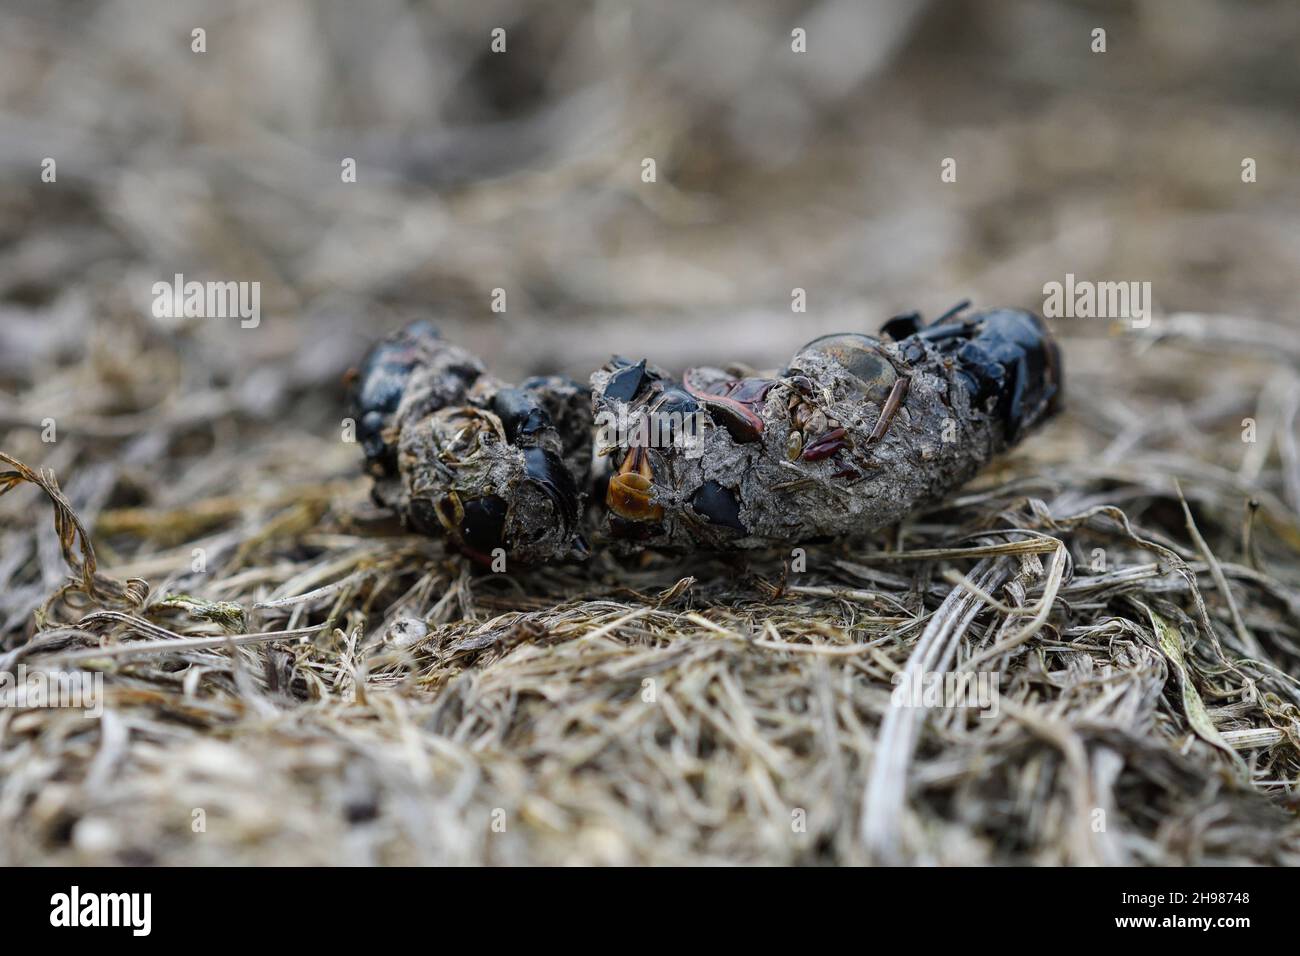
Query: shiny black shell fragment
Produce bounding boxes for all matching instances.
[691,480,746,532]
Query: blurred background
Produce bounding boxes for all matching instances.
[3,0,1297,379]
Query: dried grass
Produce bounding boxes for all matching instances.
[3,325,1300,865]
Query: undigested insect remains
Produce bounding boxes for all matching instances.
[350,303,1062,564]
[350,321,592,564]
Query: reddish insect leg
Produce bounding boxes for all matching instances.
[867,376,910,444]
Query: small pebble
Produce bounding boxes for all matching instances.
[386,617,428,648]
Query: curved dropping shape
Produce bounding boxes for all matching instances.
[359,307,1063,560]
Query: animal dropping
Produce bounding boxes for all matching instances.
[351,304,1062,563]
[349,321,592,565]
[591,302,1061,551]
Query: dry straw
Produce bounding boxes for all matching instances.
[2,325,1299,865]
